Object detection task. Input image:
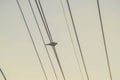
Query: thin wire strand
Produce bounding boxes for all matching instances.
[35,0,66,80]
[52,46,66,80]
[37,0,53,42]
[35,0,53,42]
[66,0,90,80]
[59,0,84,80]
[28,0,58,80]
[0,68,7,80]
[96,0,113,80]
[16,1,48,80]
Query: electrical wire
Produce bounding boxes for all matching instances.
[52,46,66,80]
[66,0,90,80]
[96,0,113,80]
[35,0,66,80]
[0,68,7,80]
[16,0,48,80]
[35,0,53,42]
[59,0,84,80]
[37,0,53,42]
[28,0,58,80]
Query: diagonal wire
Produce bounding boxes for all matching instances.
[16,0,48,80]
[96,0,113,80]
[37,0,53,42]
[36,0,53,42]
[59,0,84,80]
[28,0,58,80]
[0,68,7,80]
[35,0,66,80]
[52,46,66,80]
[35,0,51,41]
[66,0,90,80]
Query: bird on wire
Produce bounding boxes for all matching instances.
[45,42,58,46]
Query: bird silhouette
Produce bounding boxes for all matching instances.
[45,42,58,46]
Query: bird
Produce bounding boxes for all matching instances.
[45,42,58,46]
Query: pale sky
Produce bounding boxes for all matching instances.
[0,0,120,80]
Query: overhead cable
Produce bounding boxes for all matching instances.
[16,0,48,80]
[35,0,66,80]
[96,0,113,80]
[28,0,58,80]
[0,68,7,80]
[59,0,84,80]
[66,0,90,80]
[36,0,53,42]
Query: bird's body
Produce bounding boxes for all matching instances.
[45,42,58,46]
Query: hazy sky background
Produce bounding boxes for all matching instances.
[0,0,120,80]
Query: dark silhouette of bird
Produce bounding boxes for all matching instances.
[45,42,58,46]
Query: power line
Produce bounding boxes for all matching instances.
[66,0,90,80]
[16,0,48,80]
[0,68,7,80]
[37,0,53,42]
[36,0,66,79]
[35,0,66,80]
[96,0,113,80]
[28,0,58,80]
[59,0,84,80]
[35,0,53,42]
[52,46,66,80]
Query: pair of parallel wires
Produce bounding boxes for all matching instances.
[64,0,113,80]
[16,0,48,80]
[60,0,113,80]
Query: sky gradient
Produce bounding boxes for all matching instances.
[0,0,120,80]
